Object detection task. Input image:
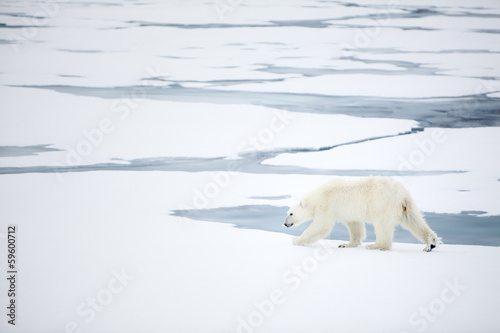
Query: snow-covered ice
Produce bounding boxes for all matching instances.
[0,171,499,332]
[0,0,499,332]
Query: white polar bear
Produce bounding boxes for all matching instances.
[284,176,440,251]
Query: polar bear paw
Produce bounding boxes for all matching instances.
[292,237,304,246]
[423,244,436,252]
[338,242,360,248]
[366,243,391,251]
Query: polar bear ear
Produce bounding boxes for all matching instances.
[300,199,307,208]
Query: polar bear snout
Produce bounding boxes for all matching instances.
[284,217,294,228]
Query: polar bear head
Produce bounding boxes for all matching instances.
[283,199,313,228]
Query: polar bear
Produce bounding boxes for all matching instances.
[283,176,440,251]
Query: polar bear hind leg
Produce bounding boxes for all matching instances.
[400,215,440,252]
[399,199,441,252]
[366,218,395,251]
[339,221,366,248]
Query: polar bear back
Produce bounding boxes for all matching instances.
[303,176,410,223]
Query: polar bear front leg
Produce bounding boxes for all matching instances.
[293,219,332,246]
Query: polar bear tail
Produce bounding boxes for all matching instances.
[401,197,442,251]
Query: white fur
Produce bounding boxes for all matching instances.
[284,176,440,251]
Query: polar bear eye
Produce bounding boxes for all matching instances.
[289,213,293,216]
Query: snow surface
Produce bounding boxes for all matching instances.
[0,0,499,332]
[0,85,418,167]
[215,74,499,98]
[0,172,499,333]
